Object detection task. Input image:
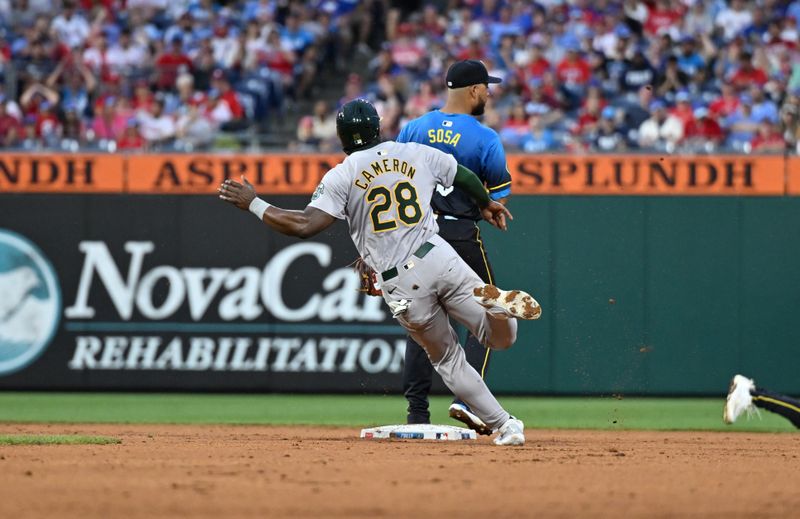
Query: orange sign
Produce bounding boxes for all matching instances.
[126,154,344,194]
[787,157,800,195]
[0,154,125,193]
[0,152,795,196]
[508,155,786,196]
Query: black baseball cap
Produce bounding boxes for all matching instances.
[446,60,502,89]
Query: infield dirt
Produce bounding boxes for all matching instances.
[0,424,797,518]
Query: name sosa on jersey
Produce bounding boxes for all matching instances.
[427,129,462,146]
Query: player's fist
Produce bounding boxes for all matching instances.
[481,200,513,231]
[218,175,257,211]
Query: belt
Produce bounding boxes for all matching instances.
[381,241,435,282]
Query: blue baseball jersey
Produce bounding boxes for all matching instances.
[397,110,512,221]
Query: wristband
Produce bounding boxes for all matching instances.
[249,197,270,220]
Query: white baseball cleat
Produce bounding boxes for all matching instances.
[723,374,756,424]
[493,416,525,446]
[473,285,541,320]
[449,402,492,436]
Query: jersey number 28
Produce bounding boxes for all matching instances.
[367,181,422,232]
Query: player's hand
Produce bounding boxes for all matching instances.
[481,200,513,231]
[218,176,257,211]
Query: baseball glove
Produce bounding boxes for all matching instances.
[351,257,382,296]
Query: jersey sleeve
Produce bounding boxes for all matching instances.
[420,144,458,187]
[307,165,348,220]
[481,132,512,200]
[396,121,412,143]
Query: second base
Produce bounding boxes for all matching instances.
[360,424,477,440]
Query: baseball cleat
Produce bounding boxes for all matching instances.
[723,374,756,424]
[473,285,541,320]
[493,416,525,446]
[449,402,492,436]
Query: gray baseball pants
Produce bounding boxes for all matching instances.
[380,234,517,429]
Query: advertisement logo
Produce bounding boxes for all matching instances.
[0,229,61,375]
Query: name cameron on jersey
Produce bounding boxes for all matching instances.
[354,158,416,190]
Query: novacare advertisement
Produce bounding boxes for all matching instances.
[0,195,427,392]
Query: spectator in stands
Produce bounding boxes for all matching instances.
[710,83,741,118]
[656,55,690,99]
[670,91,696,128]
[593,106,628,152]
[116,119,145,150]
[520,114,557,153]
[716,0,754,41]
[0,100,22,147]
[50,1,90,50]
[405,80,442,119]
[729,51,768,90]
[106,28,149,76]
[89,96,125,143]
[137,97,175,149]
[556,42,591,107]
[639,99,684,151]
[210,70,247,131]
[155,37,193,91]
[725,97,762,151]
[684,107,724,152]
[620,48,656,96]
[751,121,786,152]
[677,36,706,77]
[499,102,530,149]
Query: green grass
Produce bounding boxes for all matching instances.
[0,434,121,445]
[0,393,794,432]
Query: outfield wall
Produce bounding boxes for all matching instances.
[0,153,798,395]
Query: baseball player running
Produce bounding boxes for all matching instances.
[219,98,540,446]
[396,59,512,434]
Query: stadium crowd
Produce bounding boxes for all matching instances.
[0,0,379,150]
[0,0,798,154]
[299,0,800,155]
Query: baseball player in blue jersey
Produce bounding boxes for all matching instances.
[396,60,514,434]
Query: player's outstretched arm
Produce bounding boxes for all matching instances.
[218,176,336,239]
[452,164,513,231]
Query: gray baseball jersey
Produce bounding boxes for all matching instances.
[308,140,457,273]
[307,139,517,431]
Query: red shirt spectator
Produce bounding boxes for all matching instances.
[728,52,768,89]
[644,1,684,35]
[709,86,742,118]
[156,39,193,90]
[117,124,146,150]
[211,71,244,119]
[526,47,551,80]
[684,111,724,142]
[670,95,695,127]
[729,66,768,88]
[556,51,591,85]
[751,124,785,151]
[35,104,60,138]
[0,103,21,145]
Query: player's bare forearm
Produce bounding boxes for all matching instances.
[262,206,335,239]
[218,177,335,239]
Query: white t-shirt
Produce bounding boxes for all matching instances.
[137,112,176,141]
[715,8,753,40]
[51,14,90,48]
[308,141,457,272]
